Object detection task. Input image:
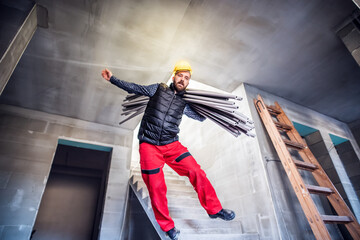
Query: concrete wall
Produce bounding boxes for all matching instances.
[245,84,360,239]
[335,141,360,202]
[337,11,360,67]
[349,119,360,147]
[304,131,353,211]
[0,104,133,240]
[0,0,34,57]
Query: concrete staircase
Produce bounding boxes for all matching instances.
[129,166,260,240]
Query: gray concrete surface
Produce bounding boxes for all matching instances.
[0,104,133,240]
[0,0,359,127]
[337,9,360,66]
[349,119,360,147]
[1,0,360,239]
[0,2,37,94]
[353,0,360,8]
[335,141,360,206]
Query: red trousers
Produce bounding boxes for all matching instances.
[139,141,222,232]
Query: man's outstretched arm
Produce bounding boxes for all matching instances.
[101,68,158,97]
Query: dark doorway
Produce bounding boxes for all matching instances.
[32,140,112,240]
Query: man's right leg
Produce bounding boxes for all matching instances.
[139,142,175,233]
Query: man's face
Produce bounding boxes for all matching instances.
[172,71,190,92]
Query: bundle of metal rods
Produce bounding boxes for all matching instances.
[120,88,255,138]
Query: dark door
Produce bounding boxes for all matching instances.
[32,142,111,240]
[33,173,100,240]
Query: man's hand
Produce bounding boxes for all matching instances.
[101,68,113,81]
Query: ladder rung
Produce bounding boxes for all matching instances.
[269,111,278,116]
[306,184,333,195]
[283,139,306,149]
[273,121,292,131]
[293,159,318,171]
[266,105,281,115]
[266,105,281,114]
[322,215,353,224]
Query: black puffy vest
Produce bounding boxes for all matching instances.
[138,83,186,145]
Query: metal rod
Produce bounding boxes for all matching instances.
[229,111,248,123]
[234,111,254,124]
[194,108,240,137]
[125,94,142,101]
[192,104,240,126]
[119,107,146,125]
[186,89,242,100]
[203,106,242,122]
[246,132,256,138]
[194,104,253,134]
[235,122,253,132]
[121,107,145,116]
[122,102,148,111]
[124,95,149,102]
[122,105,147,116]
[192,105,241,135]
[184,98,238,110]
[198,104,253,130]
[183,94,234,105]
[191,105,238,126]
[234,125,256,137]
[123,99,149,107]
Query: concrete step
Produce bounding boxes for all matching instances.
[164,174,189,181]
[174,219,243,234]
[167,189,197,198]
[135,181,198,197]
[134,182,199,200]
[180,233,260,240]
[167,196,201,208]
[132,174,190,187]
[133,178,192,191]
[131,168,180,176]
[131,169,188,181]
[169,206,209,219]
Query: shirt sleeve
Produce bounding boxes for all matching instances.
[110,75,158,97]
[183,104,206,122]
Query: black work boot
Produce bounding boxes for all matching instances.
[209,208,235,221]
[166,227,180,240]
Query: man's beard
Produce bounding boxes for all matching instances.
[175,83,186,92]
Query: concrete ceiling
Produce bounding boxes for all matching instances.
[1,0,360,130]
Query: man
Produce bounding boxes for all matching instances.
[101,61,235,240]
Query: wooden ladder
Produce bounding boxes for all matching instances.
[254,95,360,240]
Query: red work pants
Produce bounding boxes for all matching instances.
[139,141,222,232]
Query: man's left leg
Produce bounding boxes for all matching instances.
[164,141,235,220]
